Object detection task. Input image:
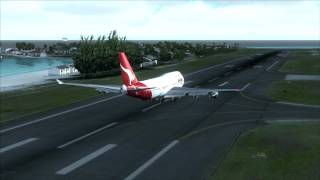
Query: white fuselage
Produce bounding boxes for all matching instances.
[141,71,184,98]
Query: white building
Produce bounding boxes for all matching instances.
[48,64,79,76]
[140,55,158,68]
[40,51,47,57]
[5,48,22,55]
[68,64,79,74]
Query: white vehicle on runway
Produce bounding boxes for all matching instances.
[57,52,240,101]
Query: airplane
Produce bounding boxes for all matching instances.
[56,52,240,101]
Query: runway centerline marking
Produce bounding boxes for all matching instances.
[218,81,229,87]
[141,103,162,112]
[185,58,242,77]
[241,83,251,91]
[0,138,38,154]
[124,140,179,180]
[57,122,118,149]
[266,60,279,71]
[208,77,219,83]
[0,95,123,134]
[56,144,117,175]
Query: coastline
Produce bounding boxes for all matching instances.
[0,54,72,59]
[0,69,80,92]
[0,69,52,92]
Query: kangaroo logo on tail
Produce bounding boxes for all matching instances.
[119,52,138,86]
[120,64,135,85]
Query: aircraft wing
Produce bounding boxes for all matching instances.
[56,79,122,93]
[164,87,240,98]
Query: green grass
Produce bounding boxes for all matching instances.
[212,122,320,180]
[280,50,320,75]
[0,48,265,122]
[0,85,99,122]
[267,80,320,105]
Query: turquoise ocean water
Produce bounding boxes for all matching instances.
[0,56,73,77]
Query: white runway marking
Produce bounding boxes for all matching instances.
[124,140,179,180]
[241,83,251,91]
[0,95,123,134]
[224,64,234,68]
[208,77,219,83]
[277,101,320,108]
[0,138,38,154]
[266,61,279,71]
[285,75,320,81]
[185,58,240,77]
[142,103,162,112]
[56,144,117,175]
[218,81,229,87]
[57,122,118,149]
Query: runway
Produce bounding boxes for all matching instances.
[1,51,319,180]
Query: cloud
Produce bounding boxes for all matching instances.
[42,1,131,15]
[123,1,320,40]
[1,0,319,40]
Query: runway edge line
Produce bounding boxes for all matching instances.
[0,95,123,134]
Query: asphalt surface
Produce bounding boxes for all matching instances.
[1,51,319,180]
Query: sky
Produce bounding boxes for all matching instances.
[1,0,320,40]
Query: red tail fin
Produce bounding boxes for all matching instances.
[119,52,138,86]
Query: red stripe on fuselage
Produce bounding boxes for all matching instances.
[126,82,152,100]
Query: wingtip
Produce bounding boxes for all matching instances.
[56,79,63,85]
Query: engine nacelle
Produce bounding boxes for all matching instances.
[96,88,108,94]
[209,91,219,98]
[120,84,127,93]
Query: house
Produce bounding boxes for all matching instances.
[68,64,79,74]
[40,51,47,57]
[57,65,69,75]
[168,51,175,59]
[140,55,158,68]
[153,47,161,55]
[48,64,79,76]
[21,49,39,57]
[144,55,158,62]
[5,48,22,55]
[184,52,192,56]
[69,47,78,53]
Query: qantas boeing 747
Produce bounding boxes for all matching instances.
[56,52,240,101]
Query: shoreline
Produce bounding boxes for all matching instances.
[0,69,52,92]
[0,69,78,92]
[0,54,72,58]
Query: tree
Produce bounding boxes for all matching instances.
[73,30,142,75]
[16,42,35,50]
[159,47,171,61]
[173,49,185,61]
[144,44,157,56]
[16,42,26,50]
[43,44,48,51]
[194,44,204,56]
[26,43,35,50]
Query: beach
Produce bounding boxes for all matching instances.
[0,56,73,92]
[0,70,52,91]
